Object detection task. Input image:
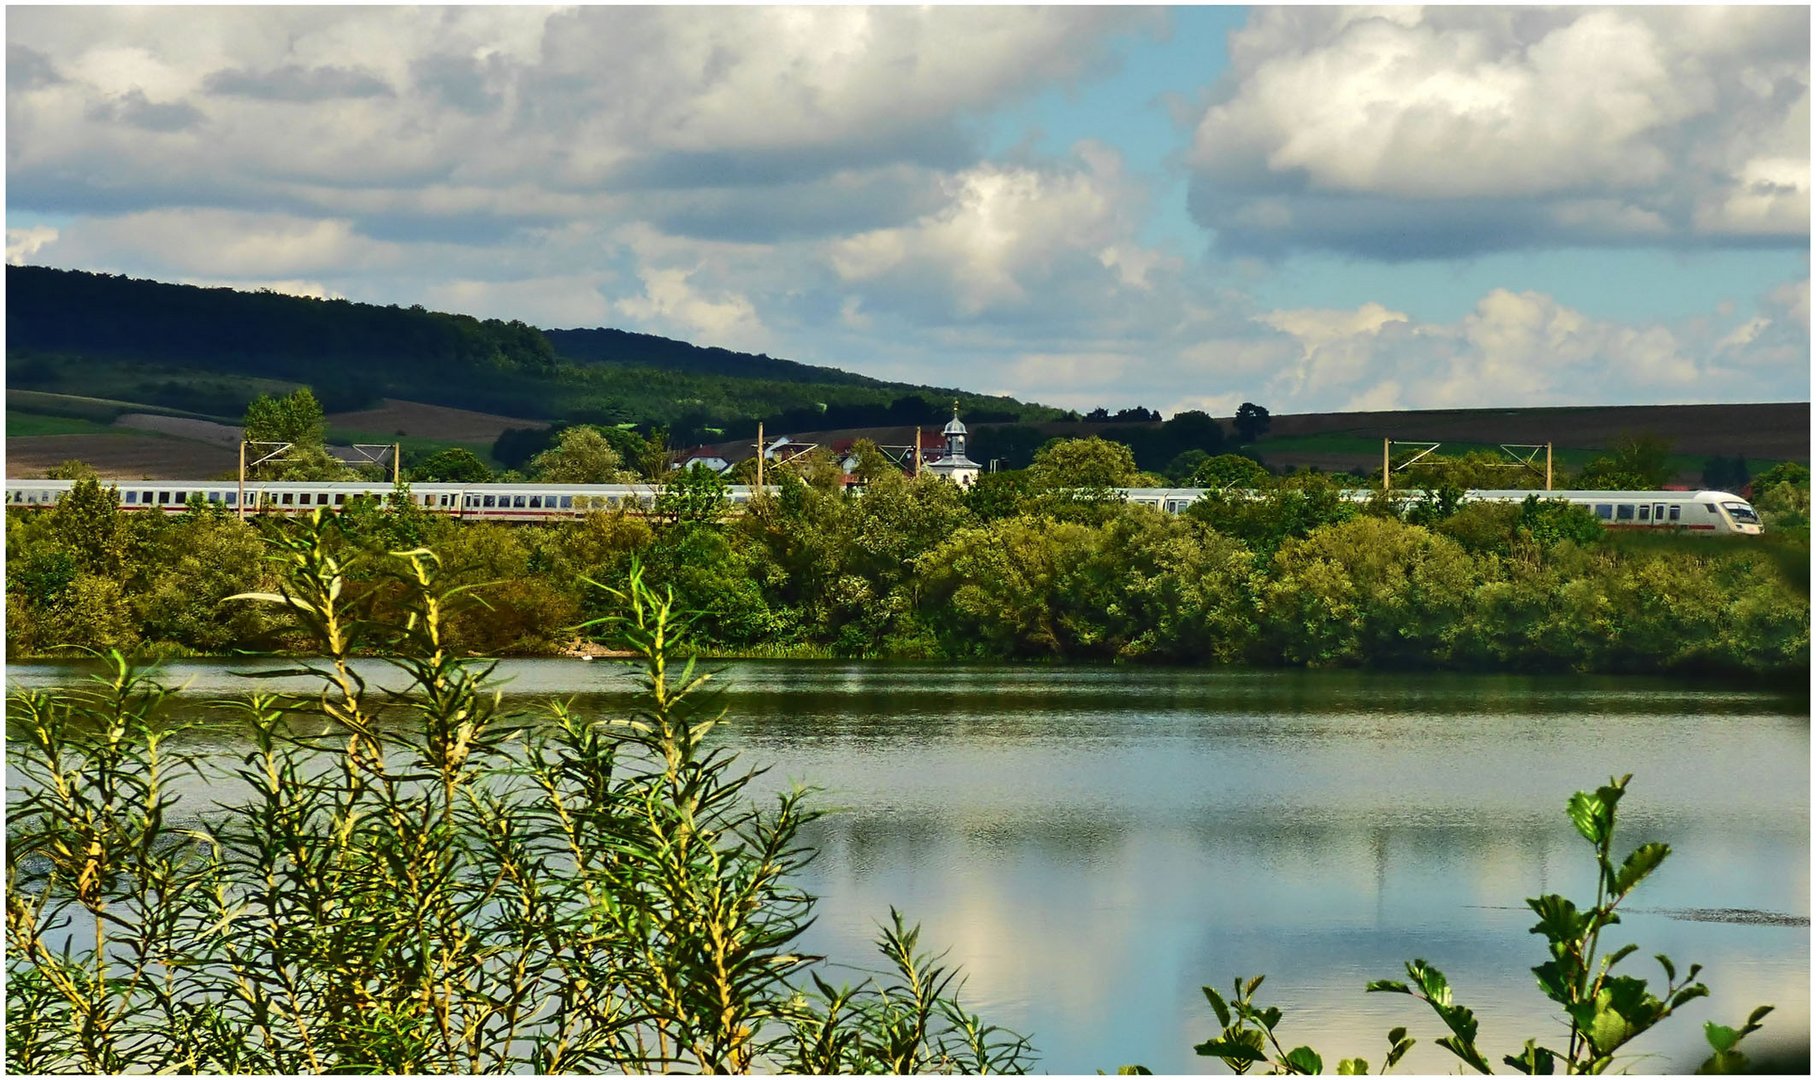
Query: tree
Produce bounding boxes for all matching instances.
[528,425,636,484]
[243,387,351,480]
[41,460,98,480]
[656,462,731,525]
[408,447,494,483]
[1234,402,1271,444]
[1026,437,1142,490]
[1750,461,1810,528]
[1191,454,1271,490]
[1574,434,1673,490]
[243,387,327,446]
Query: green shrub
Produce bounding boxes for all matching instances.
[4,513,1029,1074]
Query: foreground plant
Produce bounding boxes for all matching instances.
[5,511,1028,1074]
[1186,775,1772,1075]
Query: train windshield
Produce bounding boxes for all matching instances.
[1723,502,1761,524]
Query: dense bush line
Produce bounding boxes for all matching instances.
[6,449,1809,674]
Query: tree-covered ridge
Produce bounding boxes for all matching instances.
[3,265,1059,442]
[545,326,883,385]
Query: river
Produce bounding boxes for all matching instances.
[7,658,1809,1073]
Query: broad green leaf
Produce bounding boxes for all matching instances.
[1566,790,1606,844]
[1114,1066,1153,1074]
[1407,959,1452,1006]
[1365,979,1411,994]
[1384,1027,1415,1068]
[1502,1039,1557,1075]
[1194,1038,1268,1063]
[1526,894,1588,944]
[1283,1046,1323,1074]
[1337,1057,1368,1074]
[1704,1022,1740,1053]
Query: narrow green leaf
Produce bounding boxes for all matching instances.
[1614,842,1670,894]
[1365,979,1412,994]
[1203,985,1232,1029]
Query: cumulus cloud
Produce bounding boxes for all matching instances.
[6,226,59,265]
[1189,6,1810,257]
[6,6,1151,241]
[1249,284,1807,412]
[204,64,394,101]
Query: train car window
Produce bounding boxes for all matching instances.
[158,491,172,505]
[280,493,293,506]
[512,495,527,508]
[1615,504,1633,520]
[528,495,542,508]
[559,495,573,509]
[483,495,496,507]
[1637,505,1650,522]
[1667,505,1681,522]
[1705,503,1718,514]
[124,491,138,504]
[1723,502,1761,525]
[142,491,154,505]
[226,492,237,505]
[1593,504,1612,519]
[1653,503,1665,520]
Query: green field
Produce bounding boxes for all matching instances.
[326,429,507,466]
[5,410,121,437]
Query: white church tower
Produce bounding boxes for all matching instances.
[923,400,981,488]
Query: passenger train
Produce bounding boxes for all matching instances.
[1,479,1766,535]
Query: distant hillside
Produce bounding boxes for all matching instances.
[695,401,1808,483]
[3,265,1060,444]
[545,327,881,387]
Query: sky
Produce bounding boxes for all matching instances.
[6,4,1810,417]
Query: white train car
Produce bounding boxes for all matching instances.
[1,479,1767,534]
[0,479,771,523]
[1458,489,1763,535]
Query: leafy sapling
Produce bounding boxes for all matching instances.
[1188,775,1773,1075]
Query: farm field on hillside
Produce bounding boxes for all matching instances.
[324,398,550,443]
[5,432,237,479]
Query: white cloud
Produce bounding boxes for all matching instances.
[616,267,770,354]
[6,226,59,265]
[1190,6,1810,256]
[1247,285,1804,412]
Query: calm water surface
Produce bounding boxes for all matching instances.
[8,659,1809,1073]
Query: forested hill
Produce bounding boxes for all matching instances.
[544,327,881,386]
[3,265,1057,437]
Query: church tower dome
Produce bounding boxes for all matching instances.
[924,400,981,487]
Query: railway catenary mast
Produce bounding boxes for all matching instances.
[1,479,1769,535]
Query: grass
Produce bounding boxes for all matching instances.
[6,388,228,424]
[6,411,120,437]
[326,429,505,464]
